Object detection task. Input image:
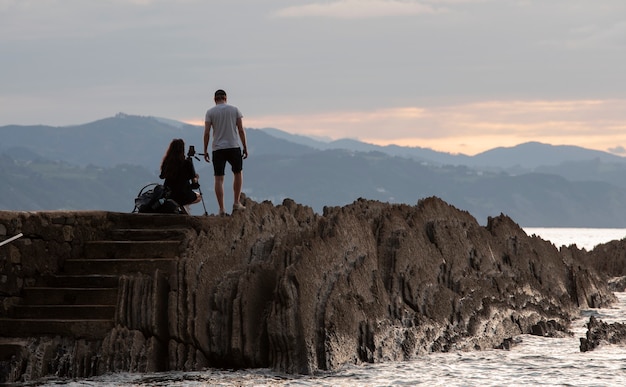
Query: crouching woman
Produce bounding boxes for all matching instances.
[160,138,201,214]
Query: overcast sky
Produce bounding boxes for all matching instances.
[2,0,625,155]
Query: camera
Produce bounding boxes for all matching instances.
[187,145,196,157]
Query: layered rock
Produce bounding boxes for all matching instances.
[169,196,614,373]
[0,196,618,380]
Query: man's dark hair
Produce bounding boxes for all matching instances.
[214,89,227,99]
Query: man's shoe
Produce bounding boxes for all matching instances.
[232,202,246,211]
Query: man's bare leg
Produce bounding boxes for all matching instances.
[214,175,225,214]
[233,171,243,205]
[232,171,245,210]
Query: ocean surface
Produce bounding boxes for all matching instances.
[32,228,626,386]
[523,227,626,252]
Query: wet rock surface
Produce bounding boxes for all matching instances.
[580,315,626,352]
[563,236,626,353]
[0,197,619,382]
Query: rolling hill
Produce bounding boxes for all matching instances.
[3,114,626,226]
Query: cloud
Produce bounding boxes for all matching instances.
[0,0,196,41]
[273,0,437,19]
[574,21,626,49]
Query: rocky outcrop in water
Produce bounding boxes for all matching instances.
[0,196,618,380]
[571,239,626,286]
[570,238,626,280]
[559,234,626,352]
[579,316,626,352]
[608,276,626,292]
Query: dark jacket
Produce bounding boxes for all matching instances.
[160,159,196,205]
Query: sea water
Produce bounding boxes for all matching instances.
[31,229,626,386]
[524,227,626,251]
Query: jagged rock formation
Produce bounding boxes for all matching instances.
[562,236,626,351]
[574,238,626,279]
[608,276,626,292]
[0,196,618,382]
[580,316,626,352]
[170,196,614,373]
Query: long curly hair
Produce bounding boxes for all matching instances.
[160,138,186,180]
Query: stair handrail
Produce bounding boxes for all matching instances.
[0,233,24,247]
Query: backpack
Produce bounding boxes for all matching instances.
[133,183,182,214]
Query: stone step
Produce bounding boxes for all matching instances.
[83,240,180,259]
[114,213,193,228]
[22,287,118,306]
[0,215,188,345]
[38,274,119,288]
[63,258,175,276]
[110,228,188,241]
[0,318,114,340]
[9,305,115,320]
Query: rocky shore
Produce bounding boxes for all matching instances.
[567,234,626,353]
[0,196,619,382]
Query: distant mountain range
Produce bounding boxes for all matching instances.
[3,113,626,227]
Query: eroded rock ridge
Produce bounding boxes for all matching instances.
[0,196,617,382]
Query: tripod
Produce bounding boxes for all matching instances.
[187,145,209,216]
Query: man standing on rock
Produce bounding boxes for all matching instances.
[203,89,249,216]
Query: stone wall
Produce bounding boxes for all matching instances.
[0,211,112,315]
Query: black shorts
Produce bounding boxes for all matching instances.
[212,147,243,176]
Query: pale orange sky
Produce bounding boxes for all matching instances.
[190,98,626,156]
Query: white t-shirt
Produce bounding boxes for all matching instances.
[205,103,243,151]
